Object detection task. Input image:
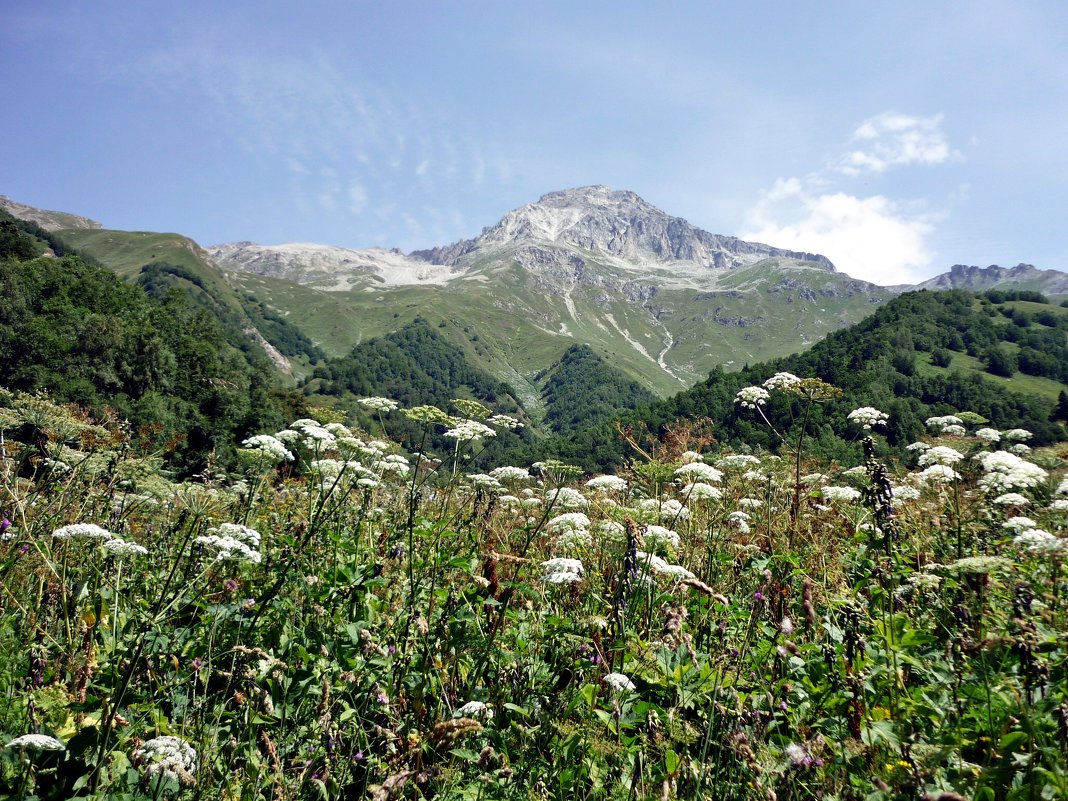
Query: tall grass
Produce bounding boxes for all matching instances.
[1,387,1066,800]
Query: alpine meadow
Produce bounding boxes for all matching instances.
[4,6,1068,794]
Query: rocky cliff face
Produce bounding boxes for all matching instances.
[912,263,1068,294]
[411,186,836,271]
[0,195,102,231]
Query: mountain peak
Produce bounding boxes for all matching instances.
[411,186,836,272]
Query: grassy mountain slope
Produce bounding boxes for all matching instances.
[228,254,893,402]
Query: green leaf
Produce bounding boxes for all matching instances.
[998,730,1028,753]
[664,748,680,775]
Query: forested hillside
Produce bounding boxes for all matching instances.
[535,289,1068,471]
[0,211,302,472]
[538,344,657,434]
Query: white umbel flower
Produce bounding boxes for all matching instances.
[358,396,399,412]
[240,434,294,463]
[925,415,964,433]
[103,539,149,558]
[586,474,628,492]
[643,525,681,550]
[918,446,965,467]
[822,486,861,504]
[5,733,65,751]
[602,672,636,693]
[52,523,113,541]
[547,512,592,532]
[975,451,1047,492]
[763,372,801,390]
[847,407,888,430]
[1013,529,1062,554]
[540,558,585,584]
[454,700,494,719]
[735,386,770,409]
[134,735,198,786]
[674,462,723,483]
[443,419,497,442]
[915,464,960,485]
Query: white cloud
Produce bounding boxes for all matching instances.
[742,112,959,284]
[838,112,959,175]
[743,178,934,285]
[348,182,368,215]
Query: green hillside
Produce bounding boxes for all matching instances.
[53,228,322,373]
[535,289,1068,471]
[0,213,303,472]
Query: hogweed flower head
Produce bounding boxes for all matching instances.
[674,462,723,483]
[602,672,636,693]
[6,733,65,751]
[53,523,113,541]
[918,446,965,467]
[586,474,628,492]
[822,486,861,504]
[240,434,294,463]
[454,700,494,719]
[735,386,769,409]
[763,372,801,391]
[444,419,496,442]
[403,405,450,424]
[975,450,1047,492]
[1013,528,1062,554]
[847,407,888,430]
[926,415,964,433]
[133,735,197,786]
[540,557,585,584]
[358,396,399,412]
[103,538,149,558]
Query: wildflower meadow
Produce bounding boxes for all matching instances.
[1,379,1067,800]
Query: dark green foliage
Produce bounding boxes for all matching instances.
[930,347,953,367]
[0,209,108,268]
[240,294,325,363]
[1054,390,1068,423]
[530,290,1067,472]
[308,318,533,459]
[983,344,1017,377]
[984,288,1048,304]
[0,231,292,472]
[0,218,37,261]
[539,344,657,434]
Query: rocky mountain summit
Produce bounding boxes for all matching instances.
[210,186,838,292]
[411,186,835,272]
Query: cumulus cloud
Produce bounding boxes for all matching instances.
[742,112,961,284]
[743,178,935,285]
[838,112,959,176]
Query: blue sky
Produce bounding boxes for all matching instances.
[2,1,1066,284]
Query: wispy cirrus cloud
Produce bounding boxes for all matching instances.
[82,33,513,247]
